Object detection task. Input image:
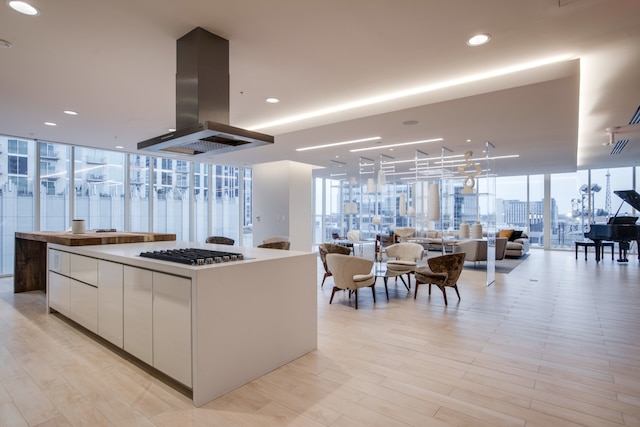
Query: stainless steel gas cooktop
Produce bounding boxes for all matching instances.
[139,248,244,265]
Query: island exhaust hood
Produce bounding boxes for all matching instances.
[137,27,274,156]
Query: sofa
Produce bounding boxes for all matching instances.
[499,230,530,257]
[410,229,530,257]
[453,237,508,263]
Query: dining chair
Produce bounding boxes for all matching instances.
[257,241,290,250]
[205,236,235,245]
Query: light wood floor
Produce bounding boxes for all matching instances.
[1,249,639,426]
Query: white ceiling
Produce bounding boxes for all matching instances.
[1,0,640,179]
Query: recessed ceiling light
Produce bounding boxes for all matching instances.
[44,122,56,126]
[467,33,491,46]
[64,110,78,115]
[6,0,40,16]
[168,128,176,132]
[115,145,124,149]
[266,97,280,103]
[0,39,12,48]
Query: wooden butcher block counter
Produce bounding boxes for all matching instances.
[14,231,176,293]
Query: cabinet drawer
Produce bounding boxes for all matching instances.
[70,254,98,286]
[49,249,70,275]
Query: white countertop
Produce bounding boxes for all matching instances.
[48,241,312,278]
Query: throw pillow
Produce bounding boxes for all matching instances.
[499,229,514,239]
[509,230,523,241]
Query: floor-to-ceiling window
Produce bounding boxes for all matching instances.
[528,174,544,248]
[1,137,36,273]
[129,154,150,232]
[313,168,638,251]
[152,157,189,240]
[212,165,240,243]
[313,177,324,244]
[550,171,587,248]
[74,147,125,230]
[0,133,253,276]
[496,175,528,231]
[242,168,253,246]
[40,142,70,232]
[591,167,634,218]
[193,161,209,243]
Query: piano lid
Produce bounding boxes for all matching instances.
[614,190,640,211]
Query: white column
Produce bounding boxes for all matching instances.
[252,160,314,251]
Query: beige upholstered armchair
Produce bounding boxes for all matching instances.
[326,253,376,309]
[384,242,424,287]
[318,243,352,287]
[414,252,466,305]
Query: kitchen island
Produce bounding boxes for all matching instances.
[46,241,317,407]
[14,230,176,293]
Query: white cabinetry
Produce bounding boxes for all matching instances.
[98,260,124,347]
[47,242,317,407]
[49,249,98,333]
[153,272,192,387]
[123,265,153,366]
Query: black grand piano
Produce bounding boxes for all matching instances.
[584,189,640,262]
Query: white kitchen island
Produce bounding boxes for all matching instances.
[46,241,317,407]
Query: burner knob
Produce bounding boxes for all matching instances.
[196,258,205,266]
[238,254,244,260]
[230,255,237,261]
[205,257,214,264]
[222,256,230,262]
[215,257,222,263]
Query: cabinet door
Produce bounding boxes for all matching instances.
[49,271,70,316]
[123,266,153,365]
[153,272,192,387]
[69,279,98,333]
[98,260,123,347]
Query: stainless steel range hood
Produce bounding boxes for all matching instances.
[137,27,274,156]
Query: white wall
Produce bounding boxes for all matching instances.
[252,160,314,251]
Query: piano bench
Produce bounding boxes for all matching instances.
[575,241,614,261]
[575,241,595,260]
